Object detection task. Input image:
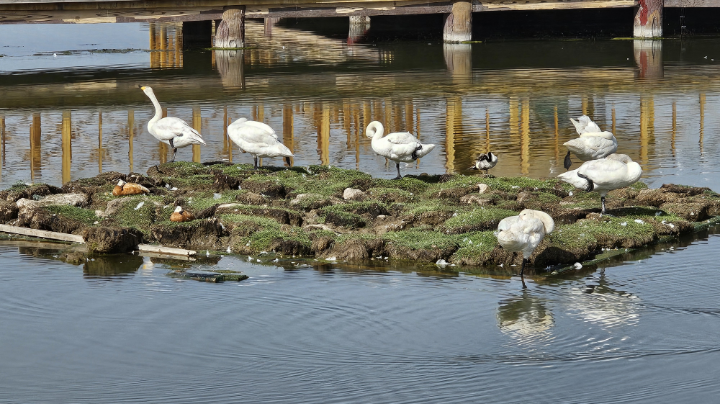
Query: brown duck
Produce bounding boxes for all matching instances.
[113,179,150,197]
[170,206,195,222]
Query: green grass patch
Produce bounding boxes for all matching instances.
[384,229,459,251]
[443,207,517,232]
[451,231,498,264]
[44,205,98,226]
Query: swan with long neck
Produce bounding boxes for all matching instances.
[497,209,555,286]
[365,121,436,179]
[558,153,642,215]
[139,85,206,162]
[227,118,293,169]
[563,115,617,170]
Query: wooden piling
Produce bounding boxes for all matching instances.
[634,0,662,38]
[215,7,246,48]
[443,0,472,43]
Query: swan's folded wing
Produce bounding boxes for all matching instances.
[564,136,617,159]
[577,159,628,185]
[384,131,419,145]
[153,117,194,140]
[557,169,590,190]
[240,120,278,139]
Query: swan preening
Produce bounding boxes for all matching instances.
[497,209,555,281]
[227,118,294,169]
[470,152,498,174]
[140,86,206,162]
[365,121,436,179]
[557,153,642,215]
[564,115,617,170]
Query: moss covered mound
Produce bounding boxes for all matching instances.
[1,162,719,270]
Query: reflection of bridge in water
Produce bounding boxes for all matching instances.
[0,32,715,186]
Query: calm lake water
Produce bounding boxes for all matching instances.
[1,20,720,403]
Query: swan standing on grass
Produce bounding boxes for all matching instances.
[497,209,555,285]
[470,152,498,174]
[227,118,293,169]
[139,86,206,163]
[366,121,436,179]
[564,115,617,170]
[557,153,642,215]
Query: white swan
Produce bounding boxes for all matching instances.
[365,121,436,179]
[140,86,206,162]
[227,118,293,169]
[470,152,498,174]
[497,209,555,281]
[563,115,617,170]
[557,153,642,215]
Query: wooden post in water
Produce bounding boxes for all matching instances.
[634,40,663,79]
[443,1,472,43]
[348,16,370,45]
[192,107,202,163]
[319,104,330,166]
[634,0,663,38]
[30,113,41,181]
[215,7,245,48]
[61,111,72,185]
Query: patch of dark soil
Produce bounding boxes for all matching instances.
[82,227,142,253]
[1,184,63,203]
[150,218,229,250]
[16,207,88,234]
[0,200,19,222]
[322,237,385,260]
[240,179,287,198]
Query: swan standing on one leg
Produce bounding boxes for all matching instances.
[227,118,293,169]
[557,153,642,215]
[365,121,436,179]
[139,86,206,163]
[497,209,555,287]
[563,115,617,170]
[470,152,498,175]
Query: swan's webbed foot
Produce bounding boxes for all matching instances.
[563,151,572,170]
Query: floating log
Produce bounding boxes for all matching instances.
[0,224,84,243]
[138,244,197,256]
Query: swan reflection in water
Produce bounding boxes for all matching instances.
[497,290,554,339]
[569,268,640,329]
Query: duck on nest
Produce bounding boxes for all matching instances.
[112,180,150,197]
[497,209,555,287]
[557,153,642,215]
[470,152,498,175]
[365,121,436,179]
[139,85,206,163]
[227,118,293,169]
[170,206,195,222]
[564,115,618,170]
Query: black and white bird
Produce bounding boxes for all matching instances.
[470,152,498,175]
[139,86,206,162]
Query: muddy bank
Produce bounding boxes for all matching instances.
[1,162,719,273]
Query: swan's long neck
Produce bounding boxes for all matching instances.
[145,90,163,131]
[366,121,384,140]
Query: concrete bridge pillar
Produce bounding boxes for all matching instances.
[215,6,246,48]
[443,1,472,43]
[634,0,663,38]
[182,20,212,49]
[348,16,370,44]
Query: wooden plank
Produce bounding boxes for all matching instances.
[0,224,85,243]
[138,244,197,256]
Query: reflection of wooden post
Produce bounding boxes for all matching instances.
[98,111,103,174]
[639,96,653,167]
[215,50,245,89]
[699,93,705,153]
[192,107,201,163]
[634,40,663,79]
[671,101,676,157]
[160,24,168,68]
[319,105,330,165]
[581,96,588,116]
[443,1,472,43]
[445,98,459,173]
[30,113,41,181]
[363,101,372,133]
[553,106,559,162]
[509,97,519,142]
[521,98,530,175]
[128,110,136,171]
[634,0,662,38]
[0,115,4,179]
[264,17,279,37]
[215,7,245,48]
[149,23,158,68]
[62,111,72,185]
[486,109,491,154]
[384,98,392,132]
[283,104,294,166]
[443,43,472,84]
[612,107,616,134]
